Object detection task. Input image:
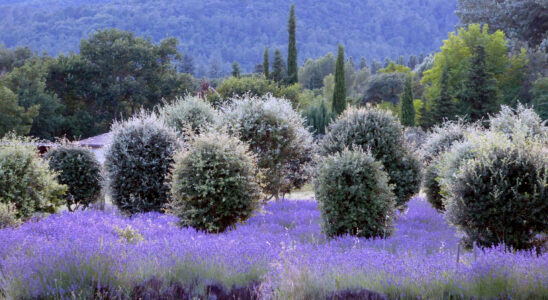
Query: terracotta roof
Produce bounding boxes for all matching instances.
[77,132,112,148]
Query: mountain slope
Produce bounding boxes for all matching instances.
[0,0,458,74]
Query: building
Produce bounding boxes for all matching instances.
[77,132,112,164]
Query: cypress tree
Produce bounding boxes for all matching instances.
[408,55,418,69]
[430,65,457,124]
[418,96,431,130]
[460,45,499,122]
[231,61,240,78]
[400,73,415,126]
[272,49,286,83]
[286,4,298,85]
[332,44,347,116]
[263,46,270,79]
[359,57,368,70]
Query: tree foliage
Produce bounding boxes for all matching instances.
[400,73,415,126]
[44,29,187,138]
[456,0,548,48]
[332,45,346,117]
[0,0,459,73]
[421,24,526,125]
[0,84,38,137]
[286,4,298,85]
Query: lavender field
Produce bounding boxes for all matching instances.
[0,197,546,299]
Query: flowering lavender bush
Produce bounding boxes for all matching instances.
[1,197,546,299]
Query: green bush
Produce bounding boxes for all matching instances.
[158,95,217,136]
[105,112,178,214]
[320,107,421,207]
[423,161,443,211]
[445,133,548,250]
[215,76,301,106]
[0,202,20,229]
[44,143,102,211]
[420,121,468,164]
[420,121,472,210]
[436,140,476,211]
[169,131,262,233]
[0,135,66,219]
[222,95,314,200]
[314,149,396,238]
[489,104,547,140]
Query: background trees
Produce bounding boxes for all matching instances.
[44,29,187,138]
[332,45,346,117]
[0,0,459,73]
[456,0,548,48]
[421,24,527,122]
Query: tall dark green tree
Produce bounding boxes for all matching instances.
[460,45,499,122]
[332,44,347,116]
[44,29,185,138]
[430,65,457,124]
[418,96,432,129]
[359,57,368,70]
[231,61,241,78]
[286,4,298,85]
[400,73,415,126]
[272,49,286,83]
[263,46,270,79]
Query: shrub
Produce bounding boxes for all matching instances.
[436,140,477,211]
[216,76,301,106]
[44,143,102,211]
[104,112,178,214]
[314,149,396,238]
[423,160,443,211]
[169,131,262,233]
[221,95,314,200]
[489,103,547,140]
[403,127,426,152]
[158,95,217,136]
[445,134,548,250]
[420,121,468,164]
[0,135,66,219]
[320,107,421,207]
[0,202,20,229]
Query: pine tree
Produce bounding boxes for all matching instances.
[332,44,347,116]
[371,59,382,74]
[359,57,368,70]
[286,4,298,84]
[400,73,415,126]
[460,45,499,122]
[396,55,406,66]
[272,49,286,83]
[263,46,270,79]
[418,96,431,129]
[231,61,241,78]
[408,55,418,70]
[430,65,457,124]
[254,63,264,74]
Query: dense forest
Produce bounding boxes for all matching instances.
[0,0,547,142]
[0,0,458,75]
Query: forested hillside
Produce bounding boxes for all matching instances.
[0,0,458,75]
